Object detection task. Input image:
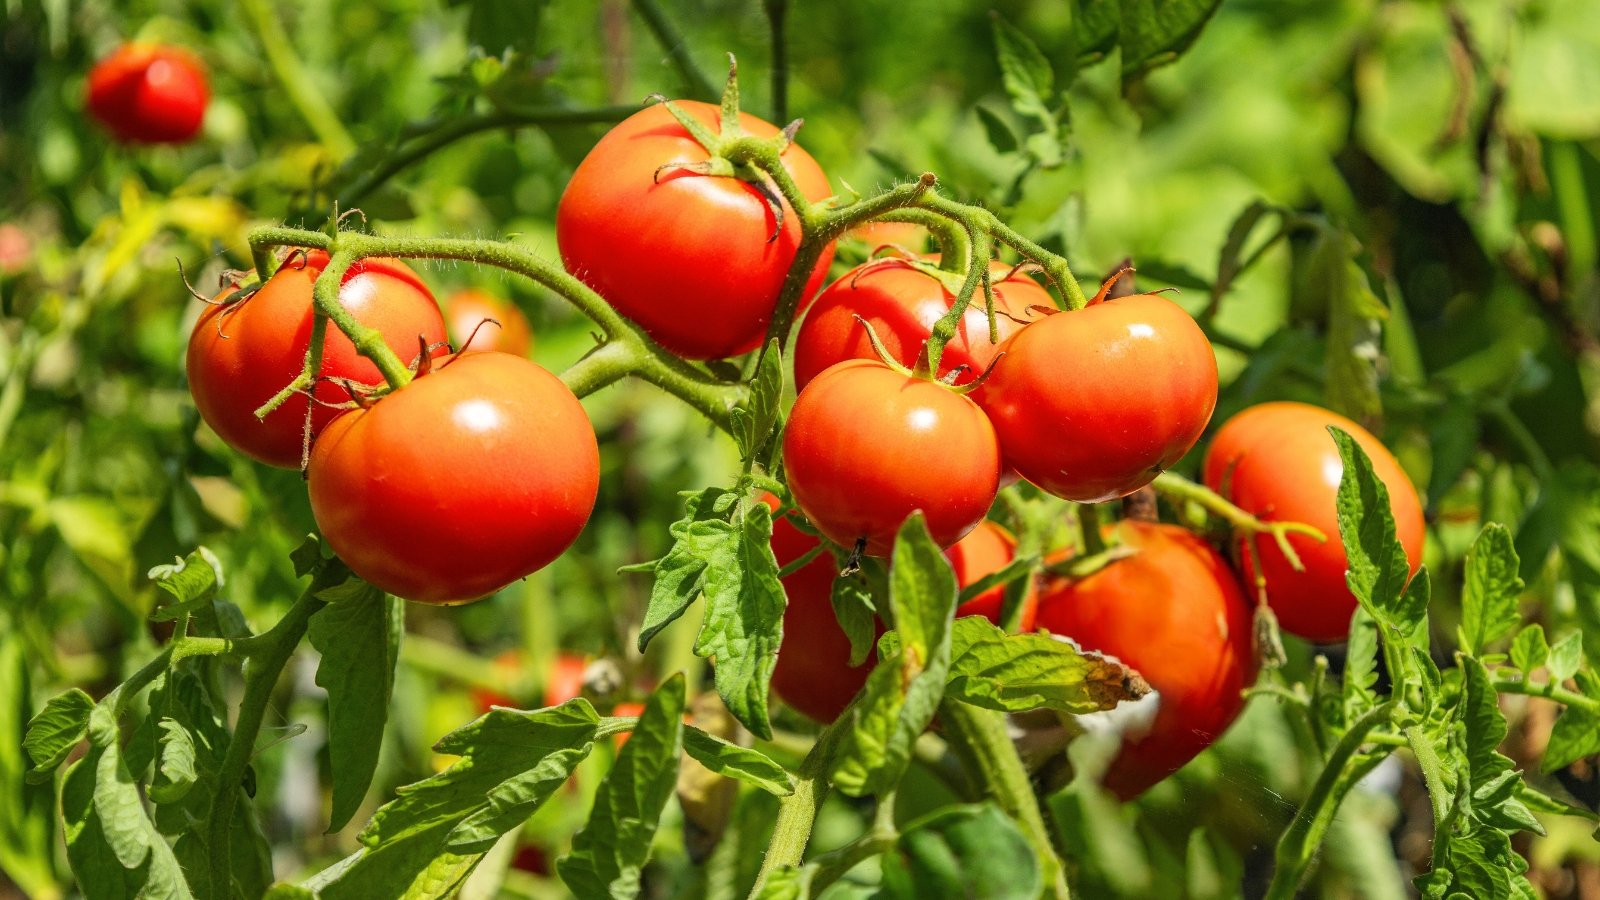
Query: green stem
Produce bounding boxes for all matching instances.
[1077,504,1106,556]
[919,229,993,377]
[751,718,849,894]
[1494,674,1600,713]
[915,193,1087,310]
[239,0,357,159]
[939,701,1070,899]
[311,252,413,390]
[764,0,789,124]
[206,588,324,898]
[1152,471,1325,544]
[807,829,896,892]
[631,0,718,100]
[1266,701,1397,900]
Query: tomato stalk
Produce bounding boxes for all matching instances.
[915,228,994,379]
[751,714,850,894]
[1150,471,1326,567]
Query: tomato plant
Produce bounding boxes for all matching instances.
[1202,401,1427,642]
[783,359,1001,554]
[556,100,834,359]
[977,293,1219,502]
[186,251,448,468]
[307,351,600,604]
[85,44,209,143]
[445,288,533,356]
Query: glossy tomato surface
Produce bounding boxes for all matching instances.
[186,251,448,469]
[86,44,209,143]
[784,360,1001,555]
[1202,401,1426,642]
[793,258,1047,390]
[446,288,533,356]
[978,294,1218,503]
[556,100,834,359]
[1034,521,1256,799]
[948,520,1038,630]
[307,352,599,605]
[764,495,878,723]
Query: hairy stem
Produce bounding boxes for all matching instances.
[751,718,849,894]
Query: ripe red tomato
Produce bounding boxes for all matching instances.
[1034,521,1256,799]
[446,288,533,357]
[1202,401,1426,642]
[783,360,1001,555]
[792,258,1047,390]
[764,495,878,723]
[948,520,1038,630]
[86,44,209,144]
[307,352,599,605]
[556,100,834,359]
[977,295,1218,503]
[186,251,448,469]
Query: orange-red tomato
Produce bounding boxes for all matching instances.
[186,252,448,469]
[1034,521,1256,799]
[783,360,1001,555]
[792,258,1046,390]
[446,288,533,357]
[307,352,599,605]
[977,295,1218,502]
[86,44,209,144]
[557,100,835,359]
[948,520,1038,630]
[1202,401,1426,642]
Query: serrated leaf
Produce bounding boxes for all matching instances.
[1544,669,1600,773]
[24,688,94,780]
[149,719,199,804]
[975,104,1020,155]
[147,547,224,622]
[832,569,877,668]
[882,803,1041,900]
[290,534,325,578]
[1119,0,1225,77]
[991,14,1055,123]
[742,342,785,467]
[1459,524,1524,654]
[830,514,956,797]
[1333,428,1420,643]
[309,575,403,832]
[637,488,737,651]
[445,743,591,852]
[89,712,194,898]
[693,502,785,740]
[1460,657,1512,790]
[559,676,687,900]
[682,726,793,797]
[1547,631,1584,683]
[1344,607,1380,722]
[936,617,1144,713]
[1510,625,1550,676]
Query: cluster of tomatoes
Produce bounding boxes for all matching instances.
[164,72,1427,797]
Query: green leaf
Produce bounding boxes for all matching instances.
[0,631,57,900]
[1325,259,1386,425]
[559,676,688,900]
[147,547,224,622]
[990,13,1055,123]
[148,719,199,804]
[1119,0,1225,77]
[938,616,1144,713]
[1547,631,1584,683]
[444,745,592,853]
[309,575,404,832]
[1332,427,1422,641]
[975,103,1021,155]
[1458,524,1524,654]
[87,707,194,898]
[751,866,809,900]
[1344,607,1380,722]
[736,342,785,468]
[1544,670,1600,773]
[882,803,1041,900]
[955,554,1036,607]
[830,514,956,797]
[637,488,737,651]
[1510,624,1550,676]
[831,568,878,668]
[62,749,143,899]
[23,688,94,781]
[694,501,786,740]
[446,0,548,57]
[1460,657,1512,790]
[47,496,135,598]
[682,725,794,796]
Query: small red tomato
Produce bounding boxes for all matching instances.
[557,100,834,359]
[1034,521,1256,799]
[948,520,1038,630]
[978,295,1218,503]
[793,258,1047,390]
[446,288,534,357]
[783,360,1001,555]
[1202,401,1426,643]
[86,44,209,144]
[764,495,878,723]
[307,352,599,605]
[186,251,448,469]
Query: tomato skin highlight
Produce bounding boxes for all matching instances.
[446,288,533,357]
[307,352,600,605]
[793,259,1046,390]
[978,294,1218,503]
[948,520,1038,630]
[86,44,209,144]
[1034,521,1256,800]
[556,100,834,359]
[783,360,1002,555]
[1202,401,1426,643]
[186,251,448,469]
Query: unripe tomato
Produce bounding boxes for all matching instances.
[86,44,209,144]
[1202,401,1426,642]
[783,360,1001,555]
[793,259,1047,390]
[556,100,834,359]
[186,251,448,469]
[948,520,1038,630]
[307,352,599,605]
[977,295,1218,503]
[764,495,877,723]
[446,288,533,357]
[1034,521,1256,799]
